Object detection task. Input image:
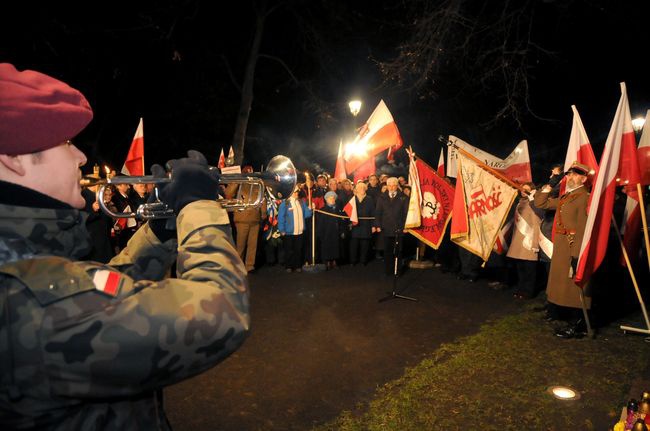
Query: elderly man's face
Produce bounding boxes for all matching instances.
[386,181,399,193]
[328,179,338,191]
[566,172,586,189]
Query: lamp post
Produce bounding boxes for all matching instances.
[348,100,362,117]
[632,116,646,134]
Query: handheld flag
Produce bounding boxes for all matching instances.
[217,148,226,168]
[343,196,358,225]
[437,148,445,177]
[406,153,456,249]
[559,106,599,195]
[226,146,235,166]
[334,140,347,180]
[121,118,144,176]
[450,149,519,261]
[446,136,532,184]
[639,110,650,186]
[575,82,639,285]
[344,100,403,174]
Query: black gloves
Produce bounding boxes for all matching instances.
[159,150,220,215]
[147,150,219,242]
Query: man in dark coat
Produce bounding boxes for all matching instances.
[374,177,409,275]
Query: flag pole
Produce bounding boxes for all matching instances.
[612,216,650,335]
[577,287,594,339]
[637,183,650,271]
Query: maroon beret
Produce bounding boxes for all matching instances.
[0,63,93,155]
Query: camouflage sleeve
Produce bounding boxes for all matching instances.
[42,200,250,398]
[108,222,178,281]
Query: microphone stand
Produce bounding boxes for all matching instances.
[379,229,418,302]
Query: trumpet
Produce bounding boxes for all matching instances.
[97,155,297,220]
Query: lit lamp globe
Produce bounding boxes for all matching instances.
[348,100,362,117]
[632,117,645,133]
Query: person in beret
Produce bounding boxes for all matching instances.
[0,63,249,429]
[534,161,593,339]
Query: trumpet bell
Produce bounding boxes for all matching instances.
[263,155,297,199]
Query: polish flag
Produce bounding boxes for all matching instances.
[353,157,376,183]
[575,82,639,285]
[217,148,226,168]
[343,196,358,225]
[334,141,347,180]
[121,118,144,176]
[559,106,599,195]
[446,136,532,184]
[437,148,445,177]
[344,100,403,174]
[638,109,650,186]
[620,111,646,264]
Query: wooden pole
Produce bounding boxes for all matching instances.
[612,216,650,335]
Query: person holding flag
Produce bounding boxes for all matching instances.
[349,182,375,265]
[534,162,592,338]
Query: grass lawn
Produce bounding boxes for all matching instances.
[315,306,650,431]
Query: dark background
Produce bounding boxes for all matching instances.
[1,0,648,182]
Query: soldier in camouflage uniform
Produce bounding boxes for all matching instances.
[0,63,249,429]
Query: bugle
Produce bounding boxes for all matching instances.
[98,155,297,220]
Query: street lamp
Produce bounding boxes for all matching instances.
[632,116,646,133]
[348,100,362,117]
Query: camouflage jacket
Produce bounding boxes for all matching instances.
[0,199,249,430]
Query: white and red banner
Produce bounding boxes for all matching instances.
[344,100,403,174]
[343,196,358,225]
[446,136,532,184]
[92,270,122,297]
[353,157,376,183]
[437,148,445,177]
[450,151,519,261]
[620,110,645,264]
[217,148,226,168]
[576,82,639,285]
[334,141,347,180]
[559,105,599,195]
[405,150,422,229]
[639,109,650,186]
[121,118,144,176]
[406,155,455,249]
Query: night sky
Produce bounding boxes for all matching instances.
[2,1,648,182]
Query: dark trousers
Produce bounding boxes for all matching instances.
[283,234,304,269]
[383,235,403,275]
[458,247,482,279]
[349,238,370,264]
[514,259,537,297]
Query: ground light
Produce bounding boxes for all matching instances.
[547,386,581,400]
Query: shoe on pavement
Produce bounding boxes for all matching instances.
[555,325,587,339]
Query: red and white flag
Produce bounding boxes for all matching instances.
[639,109,650,186]
[353,157,376,183]
[344,100,403,173]
[92,269,123,297]
[437,148,445,177]
[406,154,455,249]
[450,150,519,261]
[559,105,599,195]
[620,111,645,264]
[226,146,235,166]
[405,149,422,229]
[575,82,640,285]
[121,118,144,176]
[343,196,358,225]
[493,218,514,254]
[217,148,226,168]
[446,136,532,184]
[334,140,347,180]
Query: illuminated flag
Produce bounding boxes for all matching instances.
[446,136,532,184]
[217,148,226,168]
[576,83,640,285]
[226,146,235,166]
[344,100,403,174]
[353,157,376,183]
[450,151,519,261]
[559,105,599,195]
[405,149,422,229]
[343,196,358,225]
[406,154,456,249]
[437,148,445,177]
[121,118,144,176]
[334,140,347,180]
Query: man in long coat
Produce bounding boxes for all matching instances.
[534,162,592,339]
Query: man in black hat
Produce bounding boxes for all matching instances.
[534,161,593,338]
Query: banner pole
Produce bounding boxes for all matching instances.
[578,287,594,338]
[612,216,650,335]
[312,209,316,266]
